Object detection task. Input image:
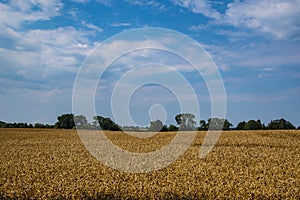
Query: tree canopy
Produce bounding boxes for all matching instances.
[175,113,196,131]
[168,124,179,132]
[267,118,295,130]
[93,116,121,131]
[55,114,75,129]
[198,118,232,130]
[0,114,298,131]
[236,121,246,130]
[149,120,164,132]
[235,118,296,130]
[244,120,263,130]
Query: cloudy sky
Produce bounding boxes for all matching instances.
[0,0,299,127]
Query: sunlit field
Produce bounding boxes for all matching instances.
[0,129,299,199]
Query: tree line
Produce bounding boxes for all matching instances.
[0,113,299,131]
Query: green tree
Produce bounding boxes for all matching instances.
[168,124,179,132]
[122,126,139,132]
[149,120,164,132]
[0,121,6,128]
[74,115,88,129]
[207,118,232,130]
[244,120,262,130]
[175,113,196,131]
[55,114,75,129]
[161,125,169,132]
[37,123,53,129]
[236,121,246,130]
[93,116,121,131]
[198,120,208,130]
[267,118,295,129]
[34,123,45,128]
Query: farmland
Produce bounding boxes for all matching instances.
[0,129,299,199]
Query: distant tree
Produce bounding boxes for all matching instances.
[149,120,164,132]
[47,124,54,128]
[149,123,169,132]
[198,120,208,131]
[168,124,179,132]
[175,113,196,131]
[223,119,233,130]
[35,123,54,129]
[161,125,169,132]
[34,123,45,128]
[256,120,263,129]
[13,123,27,128]
[74,115,88,129]
[93,116,121,131]
[4,123,12,128]
[0,122,33,128]
[0,121,6,128]
[55,114,75,129]
[267,118,295,129]
[236,121,246,130]
[207,118,232,130]
[244,120,262,130]
[122,126,139,132]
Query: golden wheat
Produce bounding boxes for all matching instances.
[0,129,299,199]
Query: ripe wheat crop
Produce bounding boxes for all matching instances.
[0,129,299,199]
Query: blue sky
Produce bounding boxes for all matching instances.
[0,0,299,127]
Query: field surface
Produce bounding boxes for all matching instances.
[0,129,299,199]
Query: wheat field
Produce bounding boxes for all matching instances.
[0,128,299,199]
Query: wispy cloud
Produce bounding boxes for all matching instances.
[176,0,300,40]
[71,0,90,3]
[81,20,103,32]
[189,24,208,32]
[0,0,96,89]
[96,0,113,6]
[124,0,166,11]
[223,0,300,40]
[0,27,95,83]
[172,0,221,20]
[204,38,300,74]
[70,0,90,3]
[111,22,132,27]
[0,0,62,29]
[70,0,112,6]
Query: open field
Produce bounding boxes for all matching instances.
[0,129,299,199]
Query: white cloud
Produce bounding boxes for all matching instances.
[261,67,276,72]
[70,0,112,5]
[70,0,90,3]
[111,22,132,27]
[81,20,103,32]
[96,0,113,6]
[223,0,300,40]
[189,24,208,31]
[206,40,300,71]
[0,0,62,28]
[0,26,95,82]
[87,38,210,77]
[172,0,221,20]
[177,0,300,40]
[24,27,92,54]
[0,1,100,84]
[124,0,166,10]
